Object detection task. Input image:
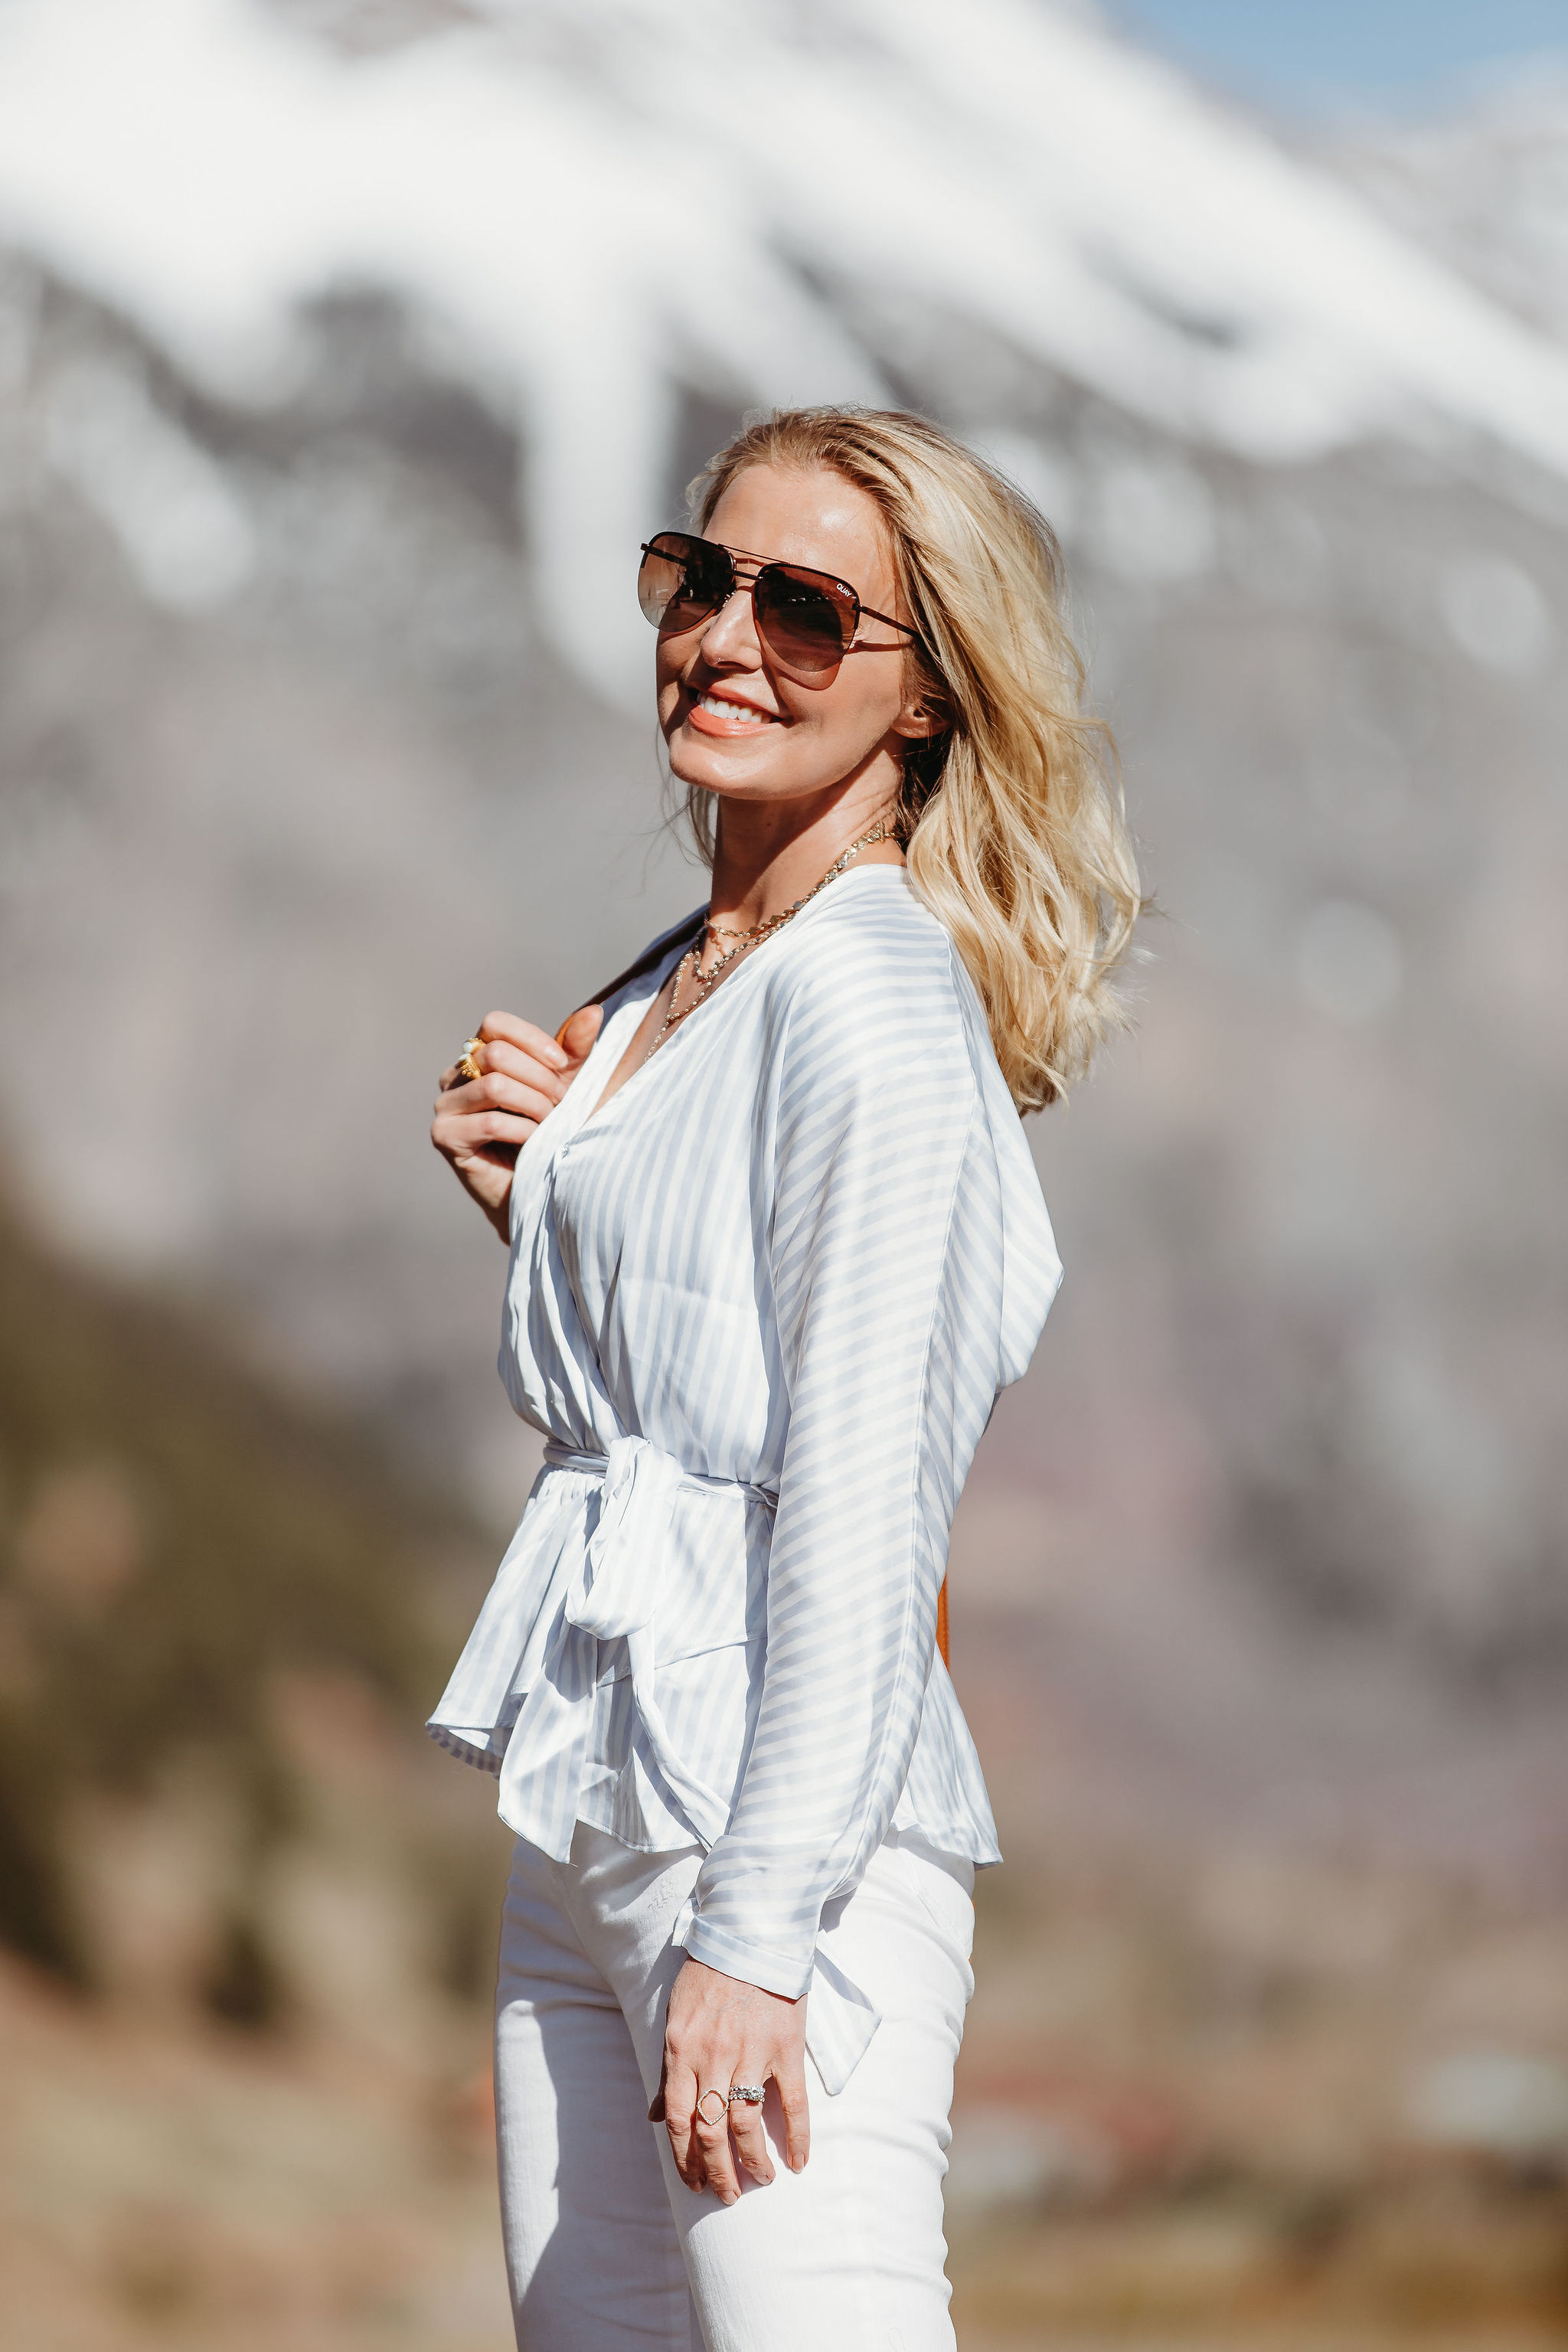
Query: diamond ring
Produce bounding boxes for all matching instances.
[727,2084,766,2105]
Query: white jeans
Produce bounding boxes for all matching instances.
[495,1823,975,2351]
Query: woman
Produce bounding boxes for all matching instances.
[428,407,1138,2350]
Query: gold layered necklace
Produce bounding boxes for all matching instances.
[648,814,894,1057]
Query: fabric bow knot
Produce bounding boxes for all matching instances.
[564,1434,683,1641]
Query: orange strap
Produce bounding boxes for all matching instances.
[936,1576,949,1668]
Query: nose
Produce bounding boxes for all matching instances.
[696,580,763,669]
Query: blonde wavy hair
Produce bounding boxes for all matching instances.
[686,407,1142,1111]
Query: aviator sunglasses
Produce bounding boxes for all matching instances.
[638,530,921,684]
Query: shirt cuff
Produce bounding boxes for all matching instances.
[681,1914,815,2001]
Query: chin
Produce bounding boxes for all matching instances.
[668,733,789,799]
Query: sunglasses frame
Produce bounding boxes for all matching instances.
[639,530,922,678]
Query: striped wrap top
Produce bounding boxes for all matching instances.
[429,867,1061,2089]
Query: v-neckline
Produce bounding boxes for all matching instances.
[573,931,697,1132]
[573,864,910,1137]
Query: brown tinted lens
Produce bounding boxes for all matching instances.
[638,533,730,630]
[753,564,855,673]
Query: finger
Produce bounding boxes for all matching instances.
[475,1011,570,1070]
[555,1003,603,1066]
[728,2089,775,2187]
[432,1106,539,1146]
[437,1051,561,1116]
[474,1039,573,1099]
[773,2056,811,2174]
[456,1142,523,1176]
[432,1111,539,1158]
[694,2096,741,2207]
[662,2060,704,2191]
[433,1082,547,1135]
[450,1070,563,1124]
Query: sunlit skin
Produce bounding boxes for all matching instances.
[428,460,939,2203]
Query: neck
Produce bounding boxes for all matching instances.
[708,776,904,928]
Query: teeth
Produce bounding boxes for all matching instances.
[697,693,771,724]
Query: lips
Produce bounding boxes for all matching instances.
[685,687,782,738]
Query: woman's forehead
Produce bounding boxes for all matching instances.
[708,462,893,586]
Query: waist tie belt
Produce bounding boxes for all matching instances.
[498,1436,773,1854]
[549,1438,949,1660]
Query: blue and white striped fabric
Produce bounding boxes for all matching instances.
[430,867,1061,2084]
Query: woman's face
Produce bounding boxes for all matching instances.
[656,462,929,815]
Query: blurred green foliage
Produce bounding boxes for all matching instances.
[0,1210,485,1991]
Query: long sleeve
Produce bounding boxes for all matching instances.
[681,936,1011,1998]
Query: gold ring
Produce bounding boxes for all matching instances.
[456,1037,483,1083]
[695,2089,728,2128]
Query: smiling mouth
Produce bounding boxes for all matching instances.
[691,691,778,727]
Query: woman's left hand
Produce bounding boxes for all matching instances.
[657,1957,810,2203]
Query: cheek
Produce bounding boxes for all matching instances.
[812,666,900,752]
[655,640,697,721]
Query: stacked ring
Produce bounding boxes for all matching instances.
[728,2084,766,2105]
[456,1038,483,1083]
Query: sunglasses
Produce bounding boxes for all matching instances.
[638,530,920,683]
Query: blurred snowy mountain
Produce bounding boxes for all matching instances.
[1336,60,1568,343]
[0,0,1565,1872]
[2,0,1568,686]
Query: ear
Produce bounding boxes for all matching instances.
[891,693,946,743]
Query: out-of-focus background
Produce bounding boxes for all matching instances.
[2,2,1566,2344]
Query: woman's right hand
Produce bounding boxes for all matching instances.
[432,1004,603,1241]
